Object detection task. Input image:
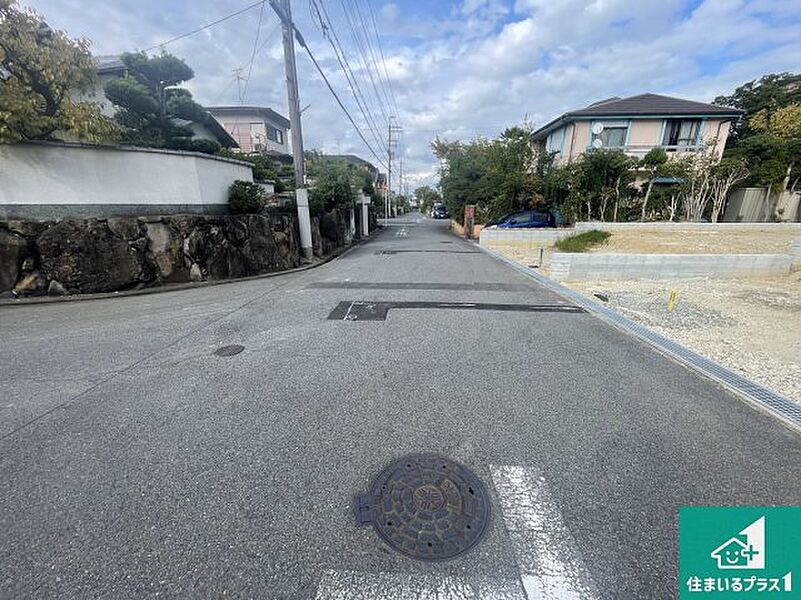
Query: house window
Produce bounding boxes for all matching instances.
[662,119,701,147]
[267,125,283,144]
[591,120,628,148]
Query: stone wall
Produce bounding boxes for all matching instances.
[1,213,301,296]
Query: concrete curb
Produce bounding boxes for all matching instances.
[478,243,801,435]
[0,231,381,309]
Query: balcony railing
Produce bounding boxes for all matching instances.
[613,144,703,159]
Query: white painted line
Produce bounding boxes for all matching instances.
[315,570,526,600]
[342,301,357,321]
[490,466,599,600]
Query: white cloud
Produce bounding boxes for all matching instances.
[21,0,801,187]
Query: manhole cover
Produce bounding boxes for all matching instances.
[214,344,244,357]
[354,454,490,561]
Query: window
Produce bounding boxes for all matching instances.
[591,121,628,148]
[267,125,284,144]
[662,119,700,147]
[546,129,562,153]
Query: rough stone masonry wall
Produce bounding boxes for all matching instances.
[0,209,354,297]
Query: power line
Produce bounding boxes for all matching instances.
[300,40,388,171]
[310,0,388,157]
[339,0,391,129]
[241,1,268,101]
[143,0,267,52]
[364,0,399,119]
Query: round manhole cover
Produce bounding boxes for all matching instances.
[354,454,490,561]
[214,344,244,357]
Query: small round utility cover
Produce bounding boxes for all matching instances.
[354,454,490,561]
[214,344,244,357]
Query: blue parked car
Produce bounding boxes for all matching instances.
[486,210,555,229]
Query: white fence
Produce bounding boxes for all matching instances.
[0,142,253,219]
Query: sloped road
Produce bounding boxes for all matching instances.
[1,215,800,599]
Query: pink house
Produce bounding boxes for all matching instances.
[532,93,743,164]
[207,106,291,156]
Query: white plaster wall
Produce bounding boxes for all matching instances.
[0,142,252,214]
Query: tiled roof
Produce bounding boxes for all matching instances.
[532,93,743,139]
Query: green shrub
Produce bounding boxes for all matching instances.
[228,180,265,214]
[554,230,611,252]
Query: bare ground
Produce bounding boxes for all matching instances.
[565,275,801,404]
[588,228,799,254]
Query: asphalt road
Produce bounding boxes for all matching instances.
[1,215,800,599]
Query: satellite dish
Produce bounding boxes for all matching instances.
[591,123,604,135]
[592,138,603,149]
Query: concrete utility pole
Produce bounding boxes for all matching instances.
[388,117,402,220]
[273,0,313,260]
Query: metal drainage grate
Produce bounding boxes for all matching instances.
[376,249,480,255]
[355,454,491,561]
[214,344,244,357]
[481,246,801,431]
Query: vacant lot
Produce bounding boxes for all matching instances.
[566,275,801,404]
[589,227,799,254]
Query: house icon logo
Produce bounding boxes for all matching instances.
[710,516,765,570]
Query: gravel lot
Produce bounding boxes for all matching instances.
[589,227,799,254]
[565,275,801,404]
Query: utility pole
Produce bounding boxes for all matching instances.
[272,0,313,260]
[388,117,402,220]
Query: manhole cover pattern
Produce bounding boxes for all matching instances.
[214,344,244,357]
[359,454,490,560]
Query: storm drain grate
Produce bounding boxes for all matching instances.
[482,247,801,431]
[308,281,532,291]
[355,454,490,561]
[214,345,244,357]
[376,249,481,255]
[328,300,585,321]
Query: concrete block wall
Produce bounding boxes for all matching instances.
[549,253,793,281]
[479,227,575,248]
[790,238,801,272]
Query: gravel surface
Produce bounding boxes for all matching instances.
[566,275,801,403]
[589,228,800,254]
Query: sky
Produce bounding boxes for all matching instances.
[22,0,801,192]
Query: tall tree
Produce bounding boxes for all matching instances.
[104,51,216,152]
[714,72,801,141]
[0,0,118,142]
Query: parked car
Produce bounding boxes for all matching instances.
[431,204,450,219]
[485,210,555,229]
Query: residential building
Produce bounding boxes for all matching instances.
[207,106,291,156]
[327,154,380,183]
[532,93,743,164]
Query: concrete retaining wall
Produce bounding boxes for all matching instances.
[0,142,253,219]
[549,252,793,281]
[479,227,574,248]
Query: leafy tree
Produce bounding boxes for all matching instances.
[579,149,637,222]
[748,105,801,196]
[414,185,441,214]
[307,156,358,216]
[228,180,265,214]
[0,0,118,142]
[714,73,801,141]
[104,51,217,152]
[432,126,538,223]
[676,147,748,222]
[218,148,293,193]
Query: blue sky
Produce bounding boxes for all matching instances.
[23,0,801,189]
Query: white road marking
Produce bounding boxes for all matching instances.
[315,570,526,600]
[342,301,357,321]
[490,466,599,600]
